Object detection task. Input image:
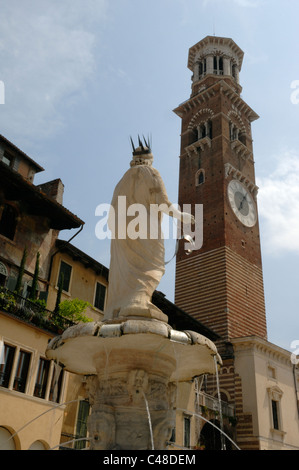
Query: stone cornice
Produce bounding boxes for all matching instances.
[224,163,258,198]
[222,86,259,122]
[173,80,259,123]
[173,84,219,118]
[188,36,244,71]
[231,336,296,368]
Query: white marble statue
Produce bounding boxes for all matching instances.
[103,137,194,321]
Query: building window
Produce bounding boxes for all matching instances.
[198,58,207,78]
[0,344,16,388]
[58,261,72,292]
[0,427,16,450]
[1,154,12,167]
[198,123,206,139]
[49,365,64,403]
[94,282,106,311]
[34,358,50,399]
[13,350,31,393]
[75,400,90,450]
[28,440,47,450]
[238,133,246,145]
[183,416,191,448]
[0,204,18,240]
[195,169,205,186]
[189,128,198,145]
[267,386,283,432]
[272,400,279,430]
[213,56,224,75]
[0,262,8,286]
[169,427,176,443]
[197,120,212,140]
[230,122,239,141]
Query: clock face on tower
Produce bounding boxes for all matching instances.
[227,179,257,227]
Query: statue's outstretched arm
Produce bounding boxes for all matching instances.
[164,204,195,225]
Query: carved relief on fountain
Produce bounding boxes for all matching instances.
[85,368,177,450]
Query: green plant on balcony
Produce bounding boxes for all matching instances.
[52,298,93,331]
[58,298,93,323]
[0,289,17,313]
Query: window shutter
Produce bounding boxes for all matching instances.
[6,276,17,291]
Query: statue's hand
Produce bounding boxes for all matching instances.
[181,212,195,225]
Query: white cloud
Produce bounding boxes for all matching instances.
[0,0,106,140]
[257,151,299,255]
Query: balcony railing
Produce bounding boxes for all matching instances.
[0,286,74,333]
[196,391,235,418]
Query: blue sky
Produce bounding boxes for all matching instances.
[0,0,298,352]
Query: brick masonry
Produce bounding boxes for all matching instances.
[174,38,268,450]
[174,79,267,342]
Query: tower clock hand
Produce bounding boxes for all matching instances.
[238,194,247,211]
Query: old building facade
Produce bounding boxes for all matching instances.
[0,136,108,450]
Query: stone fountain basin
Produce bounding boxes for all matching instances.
[46,319,222,382]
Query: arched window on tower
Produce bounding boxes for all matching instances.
[230,122,248,147]
[0,204,18,241]
[207,120,212,139]
[198,58,207,79]
[198,123,206,140]
[213,56,224,75]
[238,132,246,145]
[219,56,223,74]
[198,120,212,140]
[229,122,239,141]
[195,169,205,186]
[189,128,198,145]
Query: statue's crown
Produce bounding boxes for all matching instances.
[130,135,152,157]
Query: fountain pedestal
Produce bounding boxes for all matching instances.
[46,318,221,450]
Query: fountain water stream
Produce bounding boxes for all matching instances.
[52,360,62,403]
[176,408,240,450]
[142,390,154,450]
[0,398,80,449]
[214,355,226,450]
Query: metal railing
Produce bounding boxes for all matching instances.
[0,286,74,333]
[196,391,235,418]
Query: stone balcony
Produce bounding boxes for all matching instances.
[230,138,252,160]
[196,390,235,418]
[185,136,212,157]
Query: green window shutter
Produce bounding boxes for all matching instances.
[75,400,90,450]
[94,282,106,311]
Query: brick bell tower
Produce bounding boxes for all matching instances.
[174,36,267,347]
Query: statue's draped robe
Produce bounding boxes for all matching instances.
[104,165,171,320]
